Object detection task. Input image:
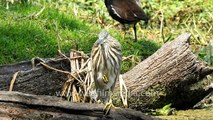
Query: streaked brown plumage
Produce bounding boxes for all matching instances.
[91,30,122,103]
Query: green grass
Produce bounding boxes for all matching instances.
[0,2,159,67]
[0,3,98,64]
[0,0,212,69]
[0,21,56,63]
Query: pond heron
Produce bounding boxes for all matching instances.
[91,30,124,114]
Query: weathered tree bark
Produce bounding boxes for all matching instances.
[115,33,213,110]
[0,91,158,120]
[0,33,212,111]
[0,58,70,95]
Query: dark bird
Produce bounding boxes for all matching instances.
[91,30,122,114]
[104,0,149,42]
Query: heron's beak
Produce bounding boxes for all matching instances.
[101,41,105,52]
[100,40,108,60]
[95,38,106,46]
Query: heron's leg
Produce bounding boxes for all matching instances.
[119,75,128,107]
[133,23,137,42]
[103,92,119,115]
[103,97,113,115]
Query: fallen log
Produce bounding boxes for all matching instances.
[116,33,213,110]
[0,33,212,111]
[0,58,70,96]
[0,91,158,120]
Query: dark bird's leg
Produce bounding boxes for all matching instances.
[133,23,137,42]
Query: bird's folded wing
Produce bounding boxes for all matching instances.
[111,0,148,22]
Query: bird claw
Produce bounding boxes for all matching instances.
[103,99,119,115]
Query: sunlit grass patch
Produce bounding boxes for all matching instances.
[0,3,100,64]
[2,0,210,70]
[0,21,57,64]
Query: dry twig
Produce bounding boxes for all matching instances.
[9,71,19,91]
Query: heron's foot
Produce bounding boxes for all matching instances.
[97,100,102,104]
[103,100,120,115]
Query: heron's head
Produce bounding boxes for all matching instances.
[94,31,112,56]
[94,30,109,47]
[92,30,121,62]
